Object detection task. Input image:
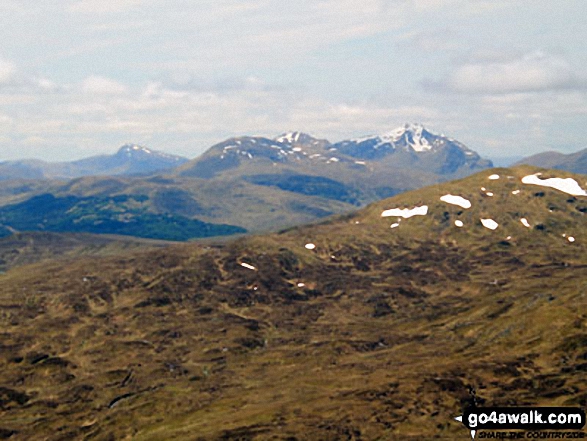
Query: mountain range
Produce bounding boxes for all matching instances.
[0,165,585,439]
[0,124,495,241]
[177,124,491,185]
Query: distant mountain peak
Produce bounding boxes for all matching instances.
[117,144,153,156]
[382,123,433,152]
[350,123,441,153]
[332,123,491,172]
[115,144,185,162]
[274,131,323,146]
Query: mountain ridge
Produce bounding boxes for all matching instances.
[177,123,493,179]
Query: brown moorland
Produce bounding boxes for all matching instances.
[0,166,585,440]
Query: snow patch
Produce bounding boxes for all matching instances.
[440,194,472,209]
[277,132,302,143]
[305,243,316,250]
[512,190,520,195]
[486,192,494,197]
[381,205,428,219]
[480,218,499,230]
[455,220,464,227]
[521,174,587,196]
[488,174,500,180]
[297,282,305,288]
[520,218,531,228]
[240,262,256,271]
[390,223,400,229]
[568,236,575,243]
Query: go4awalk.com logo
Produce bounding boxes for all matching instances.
[455,407,586,439]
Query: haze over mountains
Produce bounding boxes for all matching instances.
[0,124,497,241]
[1,165,585,439]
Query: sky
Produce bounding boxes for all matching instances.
[0,0,586,162]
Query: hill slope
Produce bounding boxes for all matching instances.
[0,166,585,440]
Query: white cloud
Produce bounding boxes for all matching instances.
[22,135,47,145]
[0,59,16,84]
[480,91,587,118]
[445,51,585,94]
[68,0,147,14]
[82,76,128,95]
[0,0,585,160]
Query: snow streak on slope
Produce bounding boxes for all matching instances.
[522,174,587,196]
[440,194,472,209]
[381,205,429,219]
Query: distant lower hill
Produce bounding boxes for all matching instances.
[0,193,246,241]
[515,148,587,174]
[0,144,188,180]
[0,231,173,273]
[0,165,585,439]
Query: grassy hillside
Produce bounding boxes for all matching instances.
[0,166,585,440]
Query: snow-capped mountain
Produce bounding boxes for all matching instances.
[178,124,492,179]
[177,134,350,178]
[328,123,492,175]
[333,123,474,157]
[274,132,329,148]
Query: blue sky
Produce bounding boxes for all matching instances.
[0,0,585,161]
